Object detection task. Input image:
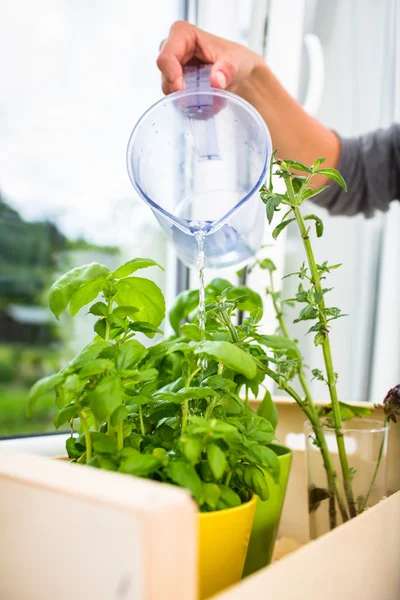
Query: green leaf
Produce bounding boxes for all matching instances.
[115,277,165,327]
[167,460,203,502]
[322,401,373,422]
[272,218,295,240]
[177,387,219,400]
[116,340,147,370]
[233,415,275,444]
[134,368,158,382]
[313,157,326,170]
[314,331,326,346]
[207,443,227,480]
[194,341,257,380]
[54,403,78,428]
[203,483,221,510]
[49,263,111,319]
[181,437,202,465]
[201,375,236,392]
[88,375,125,422]
[254,334,301,360]
[251,467,270,501]
[94,318,107,338]
[89,302,109,316]
[180,323,203,341]
[152,447,167,462]
[294,305,319,322]
[128,321,163,338]
[113,306,140,319]
[265,194,282,224]
[97,457,118,471]
[119,452,160,477]
[67,340,111,370]
[66,436,82,459]
[285,159,312,173]
[206,278,233,296]
[250,308,263,324]
[217,485,241,509]
[152,391,182,404]
[69,278,105,316]
[169,289,199,335]
[304,214,324,237]
[257,388,278,429]
[341,402,373,418]
[79,358,115,378]
[125,394,153,408]
[315,168,347,191]
[110,405,129,427]
[245,445,280,484]
[258,258,276,272]
[93,438,118,454]
[227,286,263,312]
[28,372,63,416]
[113,258,163,279]
[301,186,329,201]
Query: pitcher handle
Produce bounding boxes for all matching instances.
[183,64,212,91]
[181,64,220,161]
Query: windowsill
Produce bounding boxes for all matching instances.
[0,432,69,457]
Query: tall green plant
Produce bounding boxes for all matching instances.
[256,156,376,523]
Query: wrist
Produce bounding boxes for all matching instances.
[234,58,272,107]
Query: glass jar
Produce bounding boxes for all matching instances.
[305,418,389,539]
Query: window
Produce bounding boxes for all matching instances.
[1,0,398,443]
[0,0,182,437]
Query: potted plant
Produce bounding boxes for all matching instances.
[28,155,397,594]
[28,258,292,599]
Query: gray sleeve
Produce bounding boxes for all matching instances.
[313,124,400,217]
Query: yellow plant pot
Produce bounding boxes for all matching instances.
[198,495,257,599]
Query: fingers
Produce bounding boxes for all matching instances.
[157,52,184,93]
[210,59,237,89]
[157,21,197,93]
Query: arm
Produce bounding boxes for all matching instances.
[314,125,400,217]
[157,22,400,214]
[157,21,340,188]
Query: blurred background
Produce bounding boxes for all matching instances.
[0,0,399,438]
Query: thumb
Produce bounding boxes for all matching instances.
[210,59,236,90]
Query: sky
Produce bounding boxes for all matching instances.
[0,0,181,244]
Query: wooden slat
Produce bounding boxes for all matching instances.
[217,491,400,599]
[0,450,197,600]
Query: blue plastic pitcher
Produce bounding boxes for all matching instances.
[126,65,272,268]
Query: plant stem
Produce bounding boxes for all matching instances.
[79,410,92,462]
[224,469,233,487]
[117,422,124,450]
[221,309,239,342]
[105,297,113,343]
[138,406,145,436]
[287,178,357,518]
[268,269,317,413]
[181,366,202,435]
[360,416,389,511]
[258,359,349,524]
[205,395,218,420]
[181,400,189,434]
[77,451,87,464]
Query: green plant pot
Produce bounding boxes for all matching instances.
[242,443,292,577]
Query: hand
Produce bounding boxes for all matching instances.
[157,20,264,95]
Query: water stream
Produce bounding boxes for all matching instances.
[193,226,208,370]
